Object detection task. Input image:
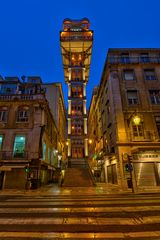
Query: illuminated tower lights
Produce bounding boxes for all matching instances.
[60,18,93,166]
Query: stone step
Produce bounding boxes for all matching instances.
[62,168,94,187]
[0,194,160,239]
[0,231,160,240]
[0,216,160,232]
[68,158,87,168]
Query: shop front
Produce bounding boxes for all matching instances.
[132,150,160,190]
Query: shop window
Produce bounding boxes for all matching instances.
[123,69,135,80]
[0,135,3,150]
[42,142,46,160]
[127,90,138,105]
[149,90,160,104]
[13,135,26,158]
[144,69,156,80]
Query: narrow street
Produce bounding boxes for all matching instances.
[0,184,160,239]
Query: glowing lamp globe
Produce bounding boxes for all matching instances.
[132,115,141,125]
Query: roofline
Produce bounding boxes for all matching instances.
[108,48,160,52]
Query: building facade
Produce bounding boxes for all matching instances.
[42,82,67,165]
[60,18,93,167]
[0,76,66,189]
[88,48,160,191]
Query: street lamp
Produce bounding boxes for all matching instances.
[132,115,141,125]
[126,113,141,193]
[127,111,141,126]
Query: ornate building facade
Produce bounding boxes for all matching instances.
[60,18,93,167]
[88,49,160,192]
[0,76,66,189]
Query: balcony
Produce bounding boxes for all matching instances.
[107,56,160,65]
[0,151,28,161]
[60,33,93,42]
[0,94,45,101]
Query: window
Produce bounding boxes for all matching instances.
[71,103,83,115]
[155,116,160,137]
[0,110,7,122]
[71,120,83,135]
[127,90,138,105]
[42,88,47,93]
[132,124,144,137]
[121,53,130,63]
[48,148,51,164]
[144,69,156,80]
[71,69,83,81]
[124,69,135,80]
[0,135,3,150]
[42,142,46,160]
[140,53,150,63]
[149,90,160,104]
[17,108,29,122]
[0,83,17,94]
[71,86,83,98]
[72,147,83,158]
[13,135,26,158]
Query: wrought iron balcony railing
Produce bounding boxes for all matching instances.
[107,56,160,65]
[60,35,93,42]
[0,94,45,101]
[0,151,28,160]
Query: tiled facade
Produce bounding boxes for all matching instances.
[88,49,160,191]
[0,76,66,189]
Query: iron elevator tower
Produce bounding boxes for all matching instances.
[60,18,93,167]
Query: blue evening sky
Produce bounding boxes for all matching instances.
[0,0,160,108]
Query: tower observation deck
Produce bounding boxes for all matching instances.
[60,18,93,167]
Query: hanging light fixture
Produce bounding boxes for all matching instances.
[132,115,141,125]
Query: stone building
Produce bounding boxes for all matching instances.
[0,76,66,189]
[88,48,160,192]
[41,82,67,166]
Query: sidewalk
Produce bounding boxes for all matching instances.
[0,183,160,196]
[0,183,132,196]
